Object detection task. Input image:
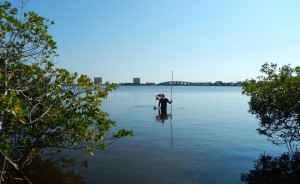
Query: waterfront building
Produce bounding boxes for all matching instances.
[133,77,140,85]
[94,77,102,84]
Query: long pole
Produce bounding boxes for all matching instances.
[171,70,173,101]
[170,70,173,147]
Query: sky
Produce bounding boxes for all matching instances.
[7,0,300,83]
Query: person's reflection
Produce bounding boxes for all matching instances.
[156,109,168,123]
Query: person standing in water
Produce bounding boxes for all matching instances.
[158,94,172,110]
[156,94,172,123]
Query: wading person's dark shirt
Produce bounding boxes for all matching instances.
[159,98,171,109]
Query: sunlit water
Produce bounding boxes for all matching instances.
[50,86,288,183]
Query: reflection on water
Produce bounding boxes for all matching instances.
[241,151,300,183]
[155,109,171,123]
[155,108,174,147]
[26,154,87,184]
[30,86,289,183]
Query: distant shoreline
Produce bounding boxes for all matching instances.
[119,83,243,87]
[118,80,243,86]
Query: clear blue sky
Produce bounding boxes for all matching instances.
[10,0,300,83]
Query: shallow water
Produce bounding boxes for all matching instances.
[39,86,287,184]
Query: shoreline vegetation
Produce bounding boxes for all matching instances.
[0,1,133,183]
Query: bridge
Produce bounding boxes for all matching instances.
[159,81,193,85]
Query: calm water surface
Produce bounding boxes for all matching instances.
[71,86,286,184]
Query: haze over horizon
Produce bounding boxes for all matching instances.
[12,0,300,83]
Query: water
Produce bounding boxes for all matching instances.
[40,86,287,183]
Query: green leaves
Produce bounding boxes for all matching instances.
[0,91,25,119]
[243,63,300,149]
[113,129,134,138]
[0,1,132,178]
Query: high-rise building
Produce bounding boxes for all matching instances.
[133,77,140,84]
[94,77,102,84]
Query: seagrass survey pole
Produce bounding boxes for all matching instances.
[170,70,173,148]
[171,70,173,102]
